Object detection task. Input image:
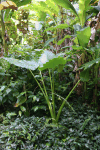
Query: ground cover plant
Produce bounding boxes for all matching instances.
[0,102,100,150]
[0,0,100,149]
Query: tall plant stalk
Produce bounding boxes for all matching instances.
[49,69,56,119]
[30,69,55,123]
[1,10,8,55]
[30,68,80,123]
[94,65,99,105]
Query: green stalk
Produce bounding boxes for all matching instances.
[84,81,86,98]
[49,69,56,119]
[1,10,8,55]
[29,69,55,123]
[94,65,98,105]
[56,79,81,123]
[40,71,55,122]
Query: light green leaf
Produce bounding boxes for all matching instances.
[57,35,71,45]
[19,111,22,117]
[20,106,26,112]
[72,45,83,50]
[45,24,69,32]
[78,0,91,26]
[77,26,91,47]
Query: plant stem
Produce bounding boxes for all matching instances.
[94,65,98,105]
[1,10,8,55]
[40,71,55,122]
[29,69,55,123]
[49,69,56,119]
[56,79,81,123]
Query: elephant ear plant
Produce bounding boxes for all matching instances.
[1,50,80,124]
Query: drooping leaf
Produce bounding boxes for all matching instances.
[86,13,93,21]
[57,35,71,45]
[44,38,55,47]
[53,0,78,17]
[45,24,69,32]
[81,57,100,70]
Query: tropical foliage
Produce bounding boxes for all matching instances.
[0,0,100,149]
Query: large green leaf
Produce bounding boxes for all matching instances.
[1,50,65,71]
[2,58,39,71]
[39,56,66,71]
[80,69,90,81]
[77,26,91,47]
[53,0,78,17]
[39,50,56,67]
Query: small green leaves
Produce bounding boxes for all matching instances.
[6,112,17,119]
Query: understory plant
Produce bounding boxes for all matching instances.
[30,63,80,123]
[1,50,80,124]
